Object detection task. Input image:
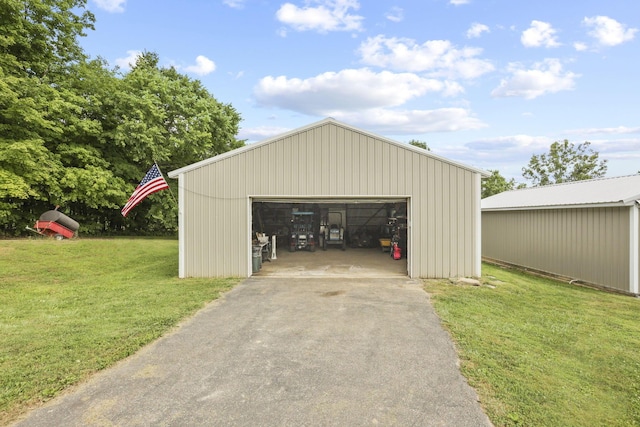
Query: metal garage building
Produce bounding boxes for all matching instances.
[168,118,489,279]
[482,175,640,295]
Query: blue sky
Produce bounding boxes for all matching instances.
[82,0,640,182]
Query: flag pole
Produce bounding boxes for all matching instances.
[154,161,178,207]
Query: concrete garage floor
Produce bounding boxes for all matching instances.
[255,247,408,278]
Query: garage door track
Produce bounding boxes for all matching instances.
[14,277,492,426]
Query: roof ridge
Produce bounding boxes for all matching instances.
[511,173,640,192]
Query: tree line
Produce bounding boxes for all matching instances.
[1,0,243,236]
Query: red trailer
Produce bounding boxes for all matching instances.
[28,210,79,240]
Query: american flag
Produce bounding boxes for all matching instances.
[121,164,170,217]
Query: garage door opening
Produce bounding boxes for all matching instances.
[250,199,409,277]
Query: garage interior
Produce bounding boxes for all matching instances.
[251,200,409,277]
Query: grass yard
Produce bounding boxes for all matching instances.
[0,238,238,425]
[426,263,640,427]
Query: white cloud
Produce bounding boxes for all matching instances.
[276,0,364,33]
[583,16,637,47]
[252,67,486,135]
[450,0,470,5]
[385,6,403,23]
[228,70,245,79]
[239,110,486,143]
[223,0,245,9]
[567,126,640,135]
[491,58,578,99]
[358,35,494,79]
[573,42,588,52]
[331,108,486,133]
[465,135,551,153]
[521,20,560,48]
[592,138,640,156]
[93,0,126,12]
[254,68,463,115]
[115,50,142,70]
[184,55,216,76]
[238,126,292,142]
[437,134,553,179]
[466,23,490,39]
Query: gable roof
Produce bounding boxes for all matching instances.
[168,117,489,178]
[482,174,640,211]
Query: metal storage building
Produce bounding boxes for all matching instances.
[482,175,640,295]
[168,118,489,279]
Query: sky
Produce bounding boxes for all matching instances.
[80,0,640,182]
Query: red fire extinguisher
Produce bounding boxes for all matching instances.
[392,241,402,260]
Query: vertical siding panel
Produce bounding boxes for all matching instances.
[411,152,420,276]
[417,155,427,277]
[441,163,450,276]
[350,132,360,194]
[344,130,351,193]
[235,156,246,275]
[277,138,285,194]
[482,206,630,293]
[309,128,317,194]
[296,132,305,193]
[328,125,337,195]
[362,136,370,194]
[588,209,596,283]
[224,159,234,276]
[337,127,347,194]
[388,146,397,195]
[256,145,266,195]
[575,209,583,277]
[374,140,383,194]
[448,166,458,275]
[381,142,390,194]
[434,160,443,277]
[609,208,617,287]
[620,208,630,289]
[366,137,374,195]
[395,148,404,195]
[464,171,472,273]
[273,138,282,194]
[426,158,436,276]
[406,151,414,197]
[303,130,314,194]
[460,169,468,274]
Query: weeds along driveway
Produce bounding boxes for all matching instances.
[14,277,492,427]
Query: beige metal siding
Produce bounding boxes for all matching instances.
[180,121,481,278]
[482,207,631,292]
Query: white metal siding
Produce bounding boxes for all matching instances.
[482,207,631,293]
[179,121,482,278]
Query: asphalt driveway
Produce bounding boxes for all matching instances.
[14,277,492,426]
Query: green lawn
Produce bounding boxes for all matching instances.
[0,238,238,425]
[426,263,640,427]
[4,241,640,426]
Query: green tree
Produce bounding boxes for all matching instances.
[0,2,243,235]
[108,52,243,233]
[50,58,132,233]
[522,140,607,187]
[0,0,96,231]
[482,170,517,198]
[409,139,431,151]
